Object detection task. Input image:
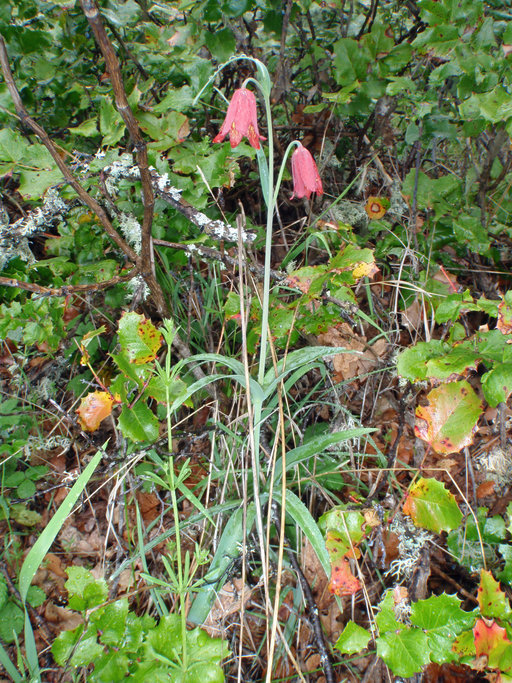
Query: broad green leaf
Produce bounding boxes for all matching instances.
[410,594,476,664]
[425,346,480,379]
[403,477,462,533]
[0,602,23,643]
[335,621,371,654]
[375,589,404,633]
[145,614,181,658]
[376,628,430,677]
[153,86,195,113]
[91,649,130,682]
[52,625,104,668]
[396,340,447,381]
[145,374,188,404]
[69,118,99,137]
[91,599,128,645]
[415,381,483,454]
[204,28,236,62]
[118,312,162,364]
[65,566,108,611]
[18,166,63,200]
[481,364,512,408]
[118,401,159,443]
[100,96,125,146]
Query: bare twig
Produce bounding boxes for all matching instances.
[101,162,254,243]
[80,0,158,296]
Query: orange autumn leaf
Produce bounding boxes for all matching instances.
[328,557,361,596]
[76,391,115,431]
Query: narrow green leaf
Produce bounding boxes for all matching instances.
[18,446,104,603]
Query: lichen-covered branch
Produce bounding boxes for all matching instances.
[0,268,138,297]
[102,161,255,243]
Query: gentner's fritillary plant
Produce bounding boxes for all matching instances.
[181,57,361,635]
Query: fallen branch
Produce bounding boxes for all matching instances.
[0,268,138,297]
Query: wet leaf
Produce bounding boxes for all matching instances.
[118,401,159,443]
[328,555,361,596]
[415,380,482,454]
[410,594,476,664]
[377,628,430,678]
[481,364,512,408]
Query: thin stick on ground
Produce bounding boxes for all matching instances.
[272,504,336,683]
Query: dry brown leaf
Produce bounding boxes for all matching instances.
[401,299,424,331]
[477,480,495,498]
[202,578,254,637]
[318,323,387,382]
[45,602,83,632]
[301,539,330,610]
[60,523,102,555]
[136,491,160,523]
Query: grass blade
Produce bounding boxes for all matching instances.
[18,445,105,603]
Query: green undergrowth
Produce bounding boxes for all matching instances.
[1,0,512,680]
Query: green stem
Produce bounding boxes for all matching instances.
[257,90,275,386]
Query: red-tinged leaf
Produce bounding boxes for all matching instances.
[403,477,462,533]
[328,556,360,596]
[76,391,115,431]
[473,618,511,668]
[284,265,327,295]
[497,298,512,335]
[414,380,482,454]
[474,618,509,656]
[322,509,367,559]
[118,312,162,365]
[478,570,512,620]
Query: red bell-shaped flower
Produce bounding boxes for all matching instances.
[213,88,265,150]
[290,143,323,199]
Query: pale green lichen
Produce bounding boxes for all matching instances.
[386,513,433,581]
[118,212,142,254]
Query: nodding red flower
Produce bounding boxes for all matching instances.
[213,88,265,150]
[290,143,323,200]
